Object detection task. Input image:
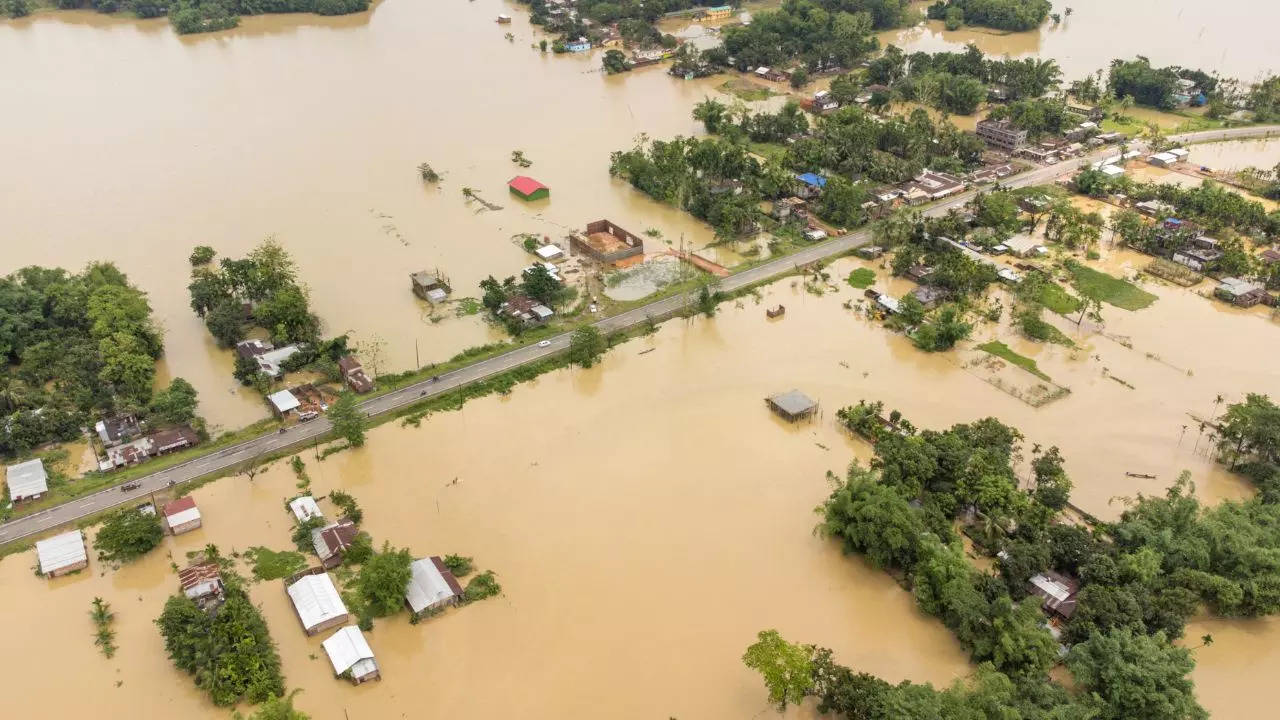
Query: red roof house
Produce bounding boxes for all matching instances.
[508,176,550,201]
[162,496,203,535]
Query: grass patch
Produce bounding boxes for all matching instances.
[243,546,308,581]
[846,267,876,289]
[1065,261,1157,311]
[977,341,1050,381]
[748,141,788,164]
[1037,281,1082,316]
[719,78,774,102]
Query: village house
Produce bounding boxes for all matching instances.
[268,389,301,419]
[1028,571,1079,621]
[178,561,225,609]
[508,175,550,201]
[975,118,1027,150]
[701,4,733,19]
[312,520,359,569]
[100,426,199,471]
[534,243,565,261]
[94,414,142,448]
[1065,102,1104,121]
[865,288,901,314]
[1098,164,1125,178]
[911,285,950,308]
[235,339,301,378]
[903,170,964,200]
[1215,277,1269,307]
[564,37,591,53]
[571,219,645,266]
[753,66,788,83]
[812,89,839,112]
[765,390,818,422]
[323,626,381,684]
[1148,151,1179,168]
[338,356,375,394]
[1004,234,1048,258]
[968,163,1016,185]
[499,293,555,327]
[36,529,88,577]
[857,245,884,259]
[289,495,324,523]
[1064,121,1098,142]
[268,385,328,421]
[1259,248,1280,266]
[410,269,451,302]
[794,172,827,199]
[1172,237,1223,272]
[404,556,465,619]
[286,571,351,636]
[771,197,807,220]
[235,338,272,362]
[1134,199,1174,217]
[163,496,203,535]
[151,426,198,455]
[905,264,935,284]
[6,458,48,504]
[803,228,828,241]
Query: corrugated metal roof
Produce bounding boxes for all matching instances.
[405,557,462,613]
[287,574,348,631]
[6,459,48,499]
[36,530,86,574]
[289,496,323,523]
[166,507,202,528]
[269,389,301,413]
[322,625,376,676]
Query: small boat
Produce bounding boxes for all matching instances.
[1125,472,1157,479]
[496,14,511,23]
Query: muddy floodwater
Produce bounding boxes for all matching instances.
[3,261,1280,717]
[5,0,1280,716]
[880,0,1280,80]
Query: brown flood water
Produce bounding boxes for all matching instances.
[880,0,1280,81]
[3,262,1279,717]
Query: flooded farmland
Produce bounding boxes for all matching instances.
[5,0,1280,716]
[3,258,1280,717]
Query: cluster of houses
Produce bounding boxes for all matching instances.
[279,494,467,685]
[28,494,204,579]
[777,169,972,227]
[1130,204,1274,308]
[974,116,1126,166]
[94,414,200,472]
[268,383,333,422]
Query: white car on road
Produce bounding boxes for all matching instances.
[537,340,551,348]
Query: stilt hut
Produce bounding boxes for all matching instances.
[766,390,818,422]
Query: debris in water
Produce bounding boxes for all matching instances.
[1125,472,1157,479]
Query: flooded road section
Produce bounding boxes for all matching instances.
[3,260,1279,717]
[0,0,731,429]
[879,0,1280,80]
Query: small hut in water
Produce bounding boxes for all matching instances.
[410,269,451,302]
[766,304,786,318]
[766,390,817,422]
[508,175,550,201]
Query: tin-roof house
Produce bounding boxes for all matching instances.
[312,520,360,569]
[162,496,203,535]
[1028,571,1079,620]
[6,458,48,504]
[404,556,464,619]
[178,561,225,609]
[289,495,324,523]
[286,572,350,636]
[36,529,88,577]
[322,625,380,684]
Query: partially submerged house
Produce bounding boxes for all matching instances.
[911,285,950,308]
[410,270,451,302]
[36,529,88,577]
[765,390,818,422]
[178,561,225,609]
[795,172,827,198]
[312,520,359,569]
[101,426,199,471]
[508,175,550,201]
[1215,277,1269,308]
[289,495,324,523]
[1027,571,1079,621]
[338,356,375,394]
[268,385,329,421]
[1003,234,1048,258]
[322,625,380,684]
[571,220,645,266]
[404,556,465,619]
[236,339,300,377]
[6,458,48,504]
[286,571,351,636]
[162,496,203,535]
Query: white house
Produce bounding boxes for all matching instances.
[6,459,48,504]
[162,496,203,535]
[268,389,301,418]
[289,495,324,523]
[36,529,88,577]
[286,573,350,636]
[404,556,464,618]
[322,625,381,684]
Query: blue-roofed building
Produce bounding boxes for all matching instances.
[565,37,592,52]
[795,172,826,198]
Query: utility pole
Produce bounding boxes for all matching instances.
[415,338,420,371]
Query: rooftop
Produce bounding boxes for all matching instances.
[269,389,301,414]
[405,556,464,614]
[508,175,547,196]
[6,458,48,499]
[289,495,324,523]
[36,530,86,574]
[322,625,377,678]
[767,390,817,417]
[287,573,349,631]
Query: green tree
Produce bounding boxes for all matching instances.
[206,299,247,348]
[149,377,200,426]
[233,689,310,720]
[602,49,630,74]
[1067,629,1207,720]
[94,507,164,563]
[742,629,814,710]
[327,391,365,448]
[692,98,730,134]
[189,245,216,266]
[567,326,607,368]
[356,542,414,617]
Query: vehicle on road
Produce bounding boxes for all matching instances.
[538,340,551,348]
[120,482,140,492]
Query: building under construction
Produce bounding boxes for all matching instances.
[570,220,645,266]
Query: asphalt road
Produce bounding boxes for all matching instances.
[4,125,1276,545]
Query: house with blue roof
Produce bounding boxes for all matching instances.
[565,37,592,53]
[795,172,827,198]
